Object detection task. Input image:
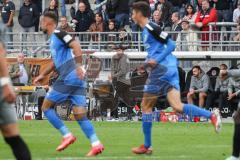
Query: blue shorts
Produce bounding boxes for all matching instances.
[45,80,87,107]
[144,64,180,95]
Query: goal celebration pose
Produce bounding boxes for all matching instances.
[34,12,104,157]
[130,1,222,154]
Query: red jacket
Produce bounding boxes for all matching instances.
[195,8,217,31]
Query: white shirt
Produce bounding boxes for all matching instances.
[19,64,28,85]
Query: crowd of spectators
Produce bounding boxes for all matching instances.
[0,0,240,50]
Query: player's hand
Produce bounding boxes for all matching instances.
[76,66,86,80]
[147,59,157,68]
[34,74,44,85]
[2,84,16,103]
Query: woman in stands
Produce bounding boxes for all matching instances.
[43,0,59,22]
[183,4,197,24]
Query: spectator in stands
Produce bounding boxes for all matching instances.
[9,53,32,85]
[72,1,94,32]
[171,12,182,40]
[169,0,187,17]
[119,28,132,48]
[213,0,232,22]
[206,64,230,109]
[154,0,173,31]
[18,0,39,43]
[233,23,240,41]
[176,19,198,51]
[113,0,130,29]
[228,72,240,102]
[31,0,42,32]
[195,0,217,50]
[152,10,165,30]
[187,65,210,107]
[43,0,59,22]
[89,13,105,42]
[105,19,118,42]
[59,16,75,33]
[233,1,240,23]
[59,0,66,16]
[183,4,197,24]
[1,0,15,49]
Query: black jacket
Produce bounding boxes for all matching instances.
[18,3,39,27]
[43,7,59,21]
[74,10,94,32]
[112,0,130,15]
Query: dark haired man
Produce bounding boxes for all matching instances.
[131,1,221,155]
[34,12,104,157]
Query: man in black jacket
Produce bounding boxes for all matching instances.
[113,0,130,28]
[18,0,39,44]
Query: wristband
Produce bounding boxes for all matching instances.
[0,77,12,86]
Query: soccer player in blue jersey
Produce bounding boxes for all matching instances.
[131,2,222,154]
[34,12,104,157]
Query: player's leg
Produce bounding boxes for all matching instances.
[0,101,31,160]
[132,92,157,154]
[199,92,207,108]
[167,88,221,133]
[42,90,76,151]
[71,93,104,157]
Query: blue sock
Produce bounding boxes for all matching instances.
[142,113,153,148]
[44,108,70,136]
[77,117,99,144]
[183,104,212,118]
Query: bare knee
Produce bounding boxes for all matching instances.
[72,107,87,120]
[0,123,19,137]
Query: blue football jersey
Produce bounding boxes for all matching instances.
[49,30,85,87]
[142,23,177,67]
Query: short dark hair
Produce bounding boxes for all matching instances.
[192,65,201,71]
[220,64,228,69]
[132,1,151,18]
[43,12,58,24]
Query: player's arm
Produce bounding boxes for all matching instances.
[34,61,55,85]
[0,42,16,103]
[145,22,176,64]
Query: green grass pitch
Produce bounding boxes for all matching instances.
[0,121,233,160]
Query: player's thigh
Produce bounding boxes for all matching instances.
[43,89,67,110]
[167,88,183,112]
[141,93,158,113]
[0,123,19,137]
[0,101,19,137]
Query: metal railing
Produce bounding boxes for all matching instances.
[4,30,240,57]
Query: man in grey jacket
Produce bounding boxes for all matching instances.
[110,45,130,118]
[187,65,210,107]
[221,69,240,160]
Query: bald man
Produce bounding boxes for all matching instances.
[9,53,32,85]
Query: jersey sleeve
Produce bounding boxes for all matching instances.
[145,22,169,44]
[54,30,74,47]
[9,2,15,12]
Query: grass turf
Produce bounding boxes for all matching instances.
[0,121,233,160]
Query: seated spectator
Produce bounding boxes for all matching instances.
[89,13,105,41]
[176,19,198,51]
[72,1,94,32]
[9,53,32,85]
[105,19,118,42]
[43,0,59,21]
[187,65,210,107]
[171,12,182,40]
[59,16,74,32]
[113,0,130,29]
[195,0,217,50]
[206,64,230,109]
[228,74,240,103]
[152,10,165,30]
[18,0,39,44]
[154,0,173,31]
[233,2,240,23]
[182,4,197,24]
